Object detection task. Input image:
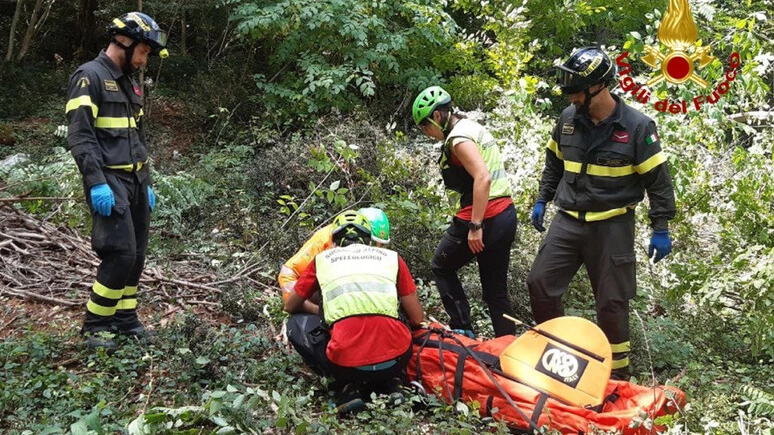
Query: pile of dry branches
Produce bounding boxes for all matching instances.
[0,203,269,310]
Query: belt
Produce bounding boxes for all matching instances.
[355,359,397,371]
[105,162,145,172]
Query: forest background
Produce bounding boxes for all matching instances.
[0,0,773,433]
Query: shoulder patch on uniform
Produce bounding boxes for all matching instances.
[561,123,575,135]
[77,77,90,88]
[104,80,119,92]
[611,131,629,143]
[646,132,659,145]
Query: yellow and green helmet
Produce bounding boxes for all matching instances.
[331,210,372,246]
[358,207,390,245]
[412,85,451,125]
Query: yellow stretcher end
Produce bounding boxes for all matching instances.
[499,316,612,408]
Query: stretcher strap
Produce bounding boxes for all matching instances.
[485,396,495,417]
[454,347,467,400]
[532,393,548,423]
[413,329,541,432]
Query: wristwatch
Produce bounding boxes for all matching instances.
[468,221,483,231]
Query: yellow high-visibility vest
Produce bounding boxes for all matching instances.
[316,244,399,325]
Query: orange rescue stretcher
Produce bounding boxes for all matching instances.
[408,317,685,434]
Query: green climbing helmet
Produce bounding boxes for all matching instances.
[331,210,372,247]
[412,86,451,125]
[358,207,390,245]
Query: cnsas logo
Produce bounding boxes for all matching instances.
[535,343,589,388]
[616,0,740,114]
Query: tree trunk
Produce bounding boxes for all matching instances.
[15,0,47,62]
[75,0,99,61]
[180,11,187,55]
[4,0,25,63]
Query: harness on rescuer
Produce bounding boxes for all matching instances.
[408,317,685,433]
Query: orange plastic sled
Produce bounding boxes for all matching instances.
[408,319,685,434]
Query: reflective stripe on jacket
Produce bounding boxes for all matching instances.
[440,119,512,209]
[316,244,399,325]
[538,96,675,229]
[65,50,149,187]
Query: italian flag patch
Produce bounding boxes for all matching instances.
[646,132,659,145]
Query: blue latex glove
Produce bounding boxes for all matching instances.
[90,183,114,216]
[147,186,156,211]
[530,200,546,232]
[648,230,672,263]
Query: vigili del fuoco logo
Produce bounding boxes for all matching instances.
[616,0,741,114]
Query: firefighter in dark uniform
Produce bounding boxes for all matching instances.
[65,12,168,350]
[526,47,676,378]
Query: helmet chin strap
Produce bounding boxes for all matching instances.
[441,108,454,137]
[113,38,140,74]
[579,84,605,116]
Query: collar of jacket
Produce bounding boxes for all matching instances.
[96,50,125,80]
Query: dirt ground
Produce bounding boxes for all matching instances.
[0,294,235,342]
[0,297,82,340]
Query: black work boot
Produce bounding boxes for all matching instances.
[610,367,631,381]
[113,309,151,337]
[383,377,407,407]
[83,331,117,352]
[82,312,117,352]
[334,384,365,415]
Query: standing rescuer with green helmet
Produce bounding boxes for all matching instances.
[526,47,676,379]
[277,207,392,314]
[65,11,168,350]
[413,86,518,337]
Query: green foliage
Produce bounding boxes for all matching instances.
[0,147,87,226]
[630,313,696,373]
[741,385,774,420]
[151,172,216,237]
[228,0,461,122]
[0,63,71,120]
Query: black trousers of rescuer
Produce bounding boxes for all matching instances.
[83,170,150,333]
[526,210,636,374]
[431,204,517,337]
[286,314,412,389]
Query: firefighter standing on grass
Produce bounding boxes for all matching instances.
[65,12,168,350]
[526,47,676,378]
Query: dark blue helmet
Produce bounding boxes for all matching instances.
[556,47,616,94]
[109,12,169,58]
